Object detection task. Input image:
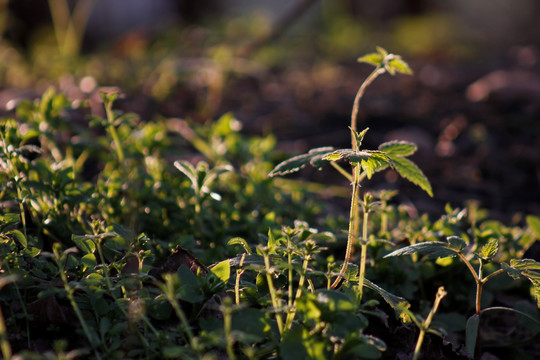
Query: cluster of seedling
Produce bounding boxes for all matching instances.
[1,48,539,360]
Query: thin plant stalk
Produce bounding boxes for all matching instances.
[158,275,200,357]
[458,253,505,314]
[52,245,102,359]
[93,238,159,344]
[412,287,447,360]
[221,298,236,360]
[262,250,284,336]
[356,200,371,303]
[234,253,246,305]
[285,254,311,331]
[287,236,294,309]
[103,96,125,164]
[331,65,388,289]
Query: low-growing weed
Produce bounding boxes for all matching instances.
[0,49,539,360]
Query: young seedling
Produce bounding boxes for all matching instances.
[269,47,432,303]
[385,235,540,356]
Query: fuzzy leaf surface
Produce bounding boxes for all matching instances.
[502,259,540,306]
[480,238,499,260]
[384,241,459,259]
[269,146,334,177]
[379,141,417,156]
[391,156,433,197]
[364,279,411,322]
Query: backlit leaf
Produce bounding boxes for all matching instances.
[480,238,499,260]
[364,279,411,323]
[391,156,433,197]
[384,241,459,259]
[388,57,413,75]
[379,141,417,156]
[210,259,230,283]
[269,147,334,176]
[357,53,383,67]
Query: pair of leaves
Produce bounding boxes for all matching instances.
[357,46,413,76]
[269,136,433,197]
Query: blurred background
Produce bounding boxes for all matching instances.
[1,0,539,220]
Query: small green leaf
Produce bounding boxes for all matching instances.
[391,156,433,197]
[379,141,417,156]
[210,259,230,283]
[227,237,251,255]
[376,46,388,58]
[174,160,198,186]
[480,238,499,260]
[269,147,334,176]
[447,236,466,252]
[72,235,96,254]
[8,229,27,248]
[527,215,540,239]
[384,241,459,259]
[388,57,413,75]
[357,53,383,67]
[364,279,411,323]
[81,253,97,270]
[0,213,20,231]
[465,314,480,357]
[360,151,393,179]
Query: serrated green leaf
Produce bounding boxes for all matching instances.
[503,259,540,306]
[360,150,393,179]
[388,57,413,75]
[364,279,411,322]
[391,156,433,197]
[269,147,334,177]
[447,236,466,252]
[527,215,540,239]
[379,140,417,156]
[384,241,458,259]
[510,258,540,272]
[465,314,480,357]
[480,238,499,260]
[502,262,522,280]
[357,53,383,67]
[210,259,230,283]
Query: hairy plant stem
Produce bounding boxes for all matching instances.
[458,253,505,314]
[234,253,246,305]
[262,250,284,336]
[413,287,447,360]
[350,67,386,145]
[357,204,370,303]
[331,65,386,289]
[285,254,311,331]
